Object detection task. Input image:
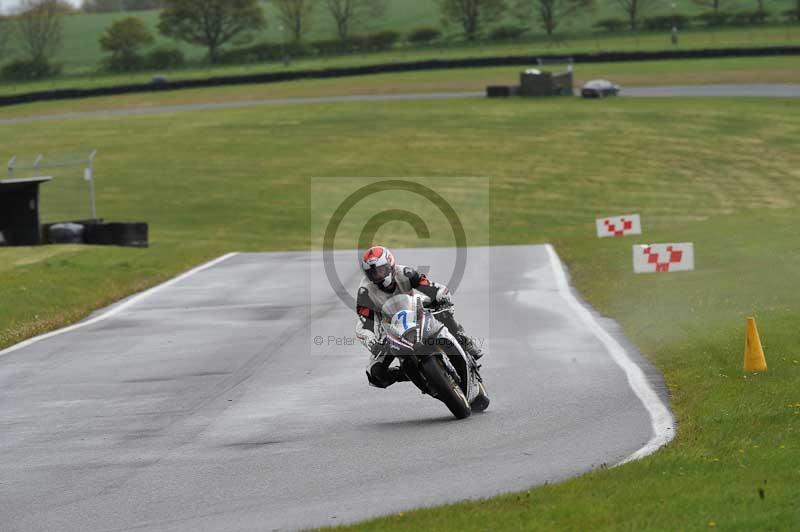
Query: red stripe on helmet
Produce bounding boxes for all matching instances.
[363,246,385,262]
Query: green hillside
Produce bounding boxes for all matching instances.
[17,0,799,75]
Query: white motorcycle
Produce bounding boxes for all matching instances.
[381,294,489,419]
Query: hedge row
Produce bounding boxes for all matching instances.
[215,25,560,66]
[1,49,185,80]
[595,9,796,32]
[1,46,798,107]
[215,10,798,68]
[217,31,404,65]
[103,47,185,73]
[1,59,62,82]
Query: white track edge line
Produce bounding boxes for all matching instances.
[0,252,239,358]
[544,244,675,465]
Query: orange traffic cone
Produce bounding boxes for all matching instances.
[743,317,767,372]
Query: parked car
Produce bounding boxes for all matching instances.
[581,79,620,98]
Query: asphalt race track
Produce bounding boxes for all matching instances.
[0,245,673,531]
[1,83,798,125]
[620,83,800,97]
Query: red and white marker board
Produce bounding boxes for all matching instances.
[596,214,642,238]
[633,243,695,273]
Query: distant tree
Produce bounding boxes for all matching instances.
[785,0,800,21]
[83,0,124,12]
[0,17,8,59]
[99,16,153,70]
[158,0,266,62]
[272,0,315,43]
[40,0,76,14]
[614,0,656,29]
[122,0,167,10]
[438,0,506,41]
[84,0,165,13]
[324,0,386,40]
[13,0,65,63]
[513,0,592,36]
[691,0,730,13]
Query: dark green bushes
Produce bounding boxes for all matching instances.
[730,9,770,25]
[217,30,402,65]
[407,27,442,44]
[694,12,730,27]
[366,30,400,51]
[643,14,689,31]
[1,58,61,81]
[783,8,800,22]
[593,18,627,32]
[145,47,185,69]
[488,25,528,41]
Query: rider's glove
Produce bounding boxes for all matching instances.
[435,287,453,307]
[369,339,386,357]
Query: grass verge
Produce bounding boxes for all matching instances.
[0,94,798,528]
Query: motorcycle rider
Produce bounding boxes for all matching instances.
[355,245,483,389]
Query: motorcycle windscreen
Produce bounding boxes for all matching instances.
[380,294,416,319]
[381,294,417,344]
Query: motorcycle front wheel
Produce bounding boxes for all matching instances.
[421,355,471,419]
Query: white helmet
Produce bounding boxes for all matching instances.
[361,246,396,290]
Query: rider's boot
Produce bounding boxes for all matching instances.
[451,324,483,360]
[458,332,484,360]
[437,311,484,360]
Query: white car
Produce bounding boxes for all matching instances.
[581,79,620,98]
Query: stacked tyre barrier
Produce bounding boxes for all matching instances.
[486,85,517,98]
[43,220,149,248]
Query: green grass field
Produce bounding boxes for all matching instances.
[0,1,797,96]
[1,79,799,529]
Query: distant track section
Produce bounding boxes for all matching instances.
[1,45,799,107]
[2,85,798,125]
